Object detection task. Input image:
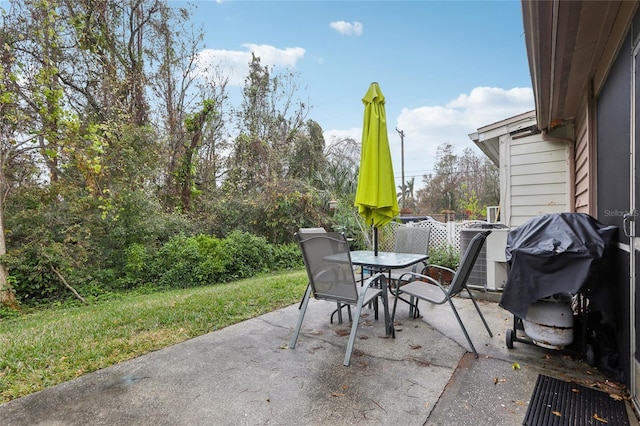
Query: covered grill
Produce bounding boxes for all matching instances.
[500,213,618,362]
[500,213,616,320]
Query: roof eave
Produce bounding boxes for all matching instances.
[521,0,637,133]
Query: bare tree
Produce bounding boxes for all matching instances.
[225,55,309,195]
[416,143,498,217]
[324,136,360,168]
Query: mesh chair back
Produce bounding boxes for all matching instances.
[296,231,359,304]
[298,227,326,233]
[448,231,490,297]
[394,226,430,255]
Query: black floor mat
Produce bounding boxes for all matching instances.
[523,374,629,425]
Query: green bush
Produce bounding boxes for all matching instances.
[5,198,305,301]
[193,234,232,284]
[149,234,226,288]
[119,243,152,289]
[147,231,281,289]
[428,246,460,270]
[221,231,273,280]
[271,242,304,270]
[3,247,61,302]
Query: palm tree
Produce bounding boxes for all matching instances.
[397,177,415,211]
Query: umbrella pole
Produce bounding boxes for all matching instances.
[374,227,379,256]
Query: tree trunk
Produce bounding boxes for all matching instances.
[0,182,18,309]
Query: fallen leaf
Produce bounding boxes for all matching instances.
[512,362,520,370]
[279,345,288,349]
[414,358,431,367]
[335,329,350,337]
[552,411,562,417]
[605,380,626,390]
[493,377,506,385]
[593,413,608,423]
[571,388,580,393]
[609,393,624,401]
[331,392,345,397]
[342,384,349,391]
[513,400,527,406]
[410,344,422,350]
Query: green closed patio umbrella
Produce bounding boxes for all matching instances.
[355,82,399,255]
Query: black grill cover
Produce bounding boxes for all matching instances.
[499,213,617,319]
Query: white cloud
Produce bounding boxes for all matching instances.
[394,87,534,180]
[195,44,305,86]
[329,21,363,36]
[446,86,534,127]
[323,87,534,189]
[395,86,534,184]
[244,43,305,68]
[324,128,362,142]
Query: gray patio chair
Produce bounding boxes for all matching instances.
[390,225,431,278]
[296,227,352,323]
[391,230,493,358]
[389,225,431,316]
[290,231,389,366]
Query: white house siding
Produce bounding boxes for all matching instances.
[574,95,593,215]
[507,134,571,226]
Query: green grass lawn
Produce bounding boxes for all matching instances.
[0,269,308,404]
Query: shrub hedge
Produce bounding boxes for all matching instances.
[8,231,303,304]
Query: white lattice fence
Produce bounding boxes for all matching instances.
[376,219,489,252]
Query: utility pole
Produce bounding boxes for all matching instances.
[396,128,405,210]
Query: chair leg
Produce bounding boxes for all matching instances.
[410,296,416,318]
[447,298,479,358]
[391,288,401,338]
[373,296,379,320]
[394,280,421,318]
[380,283,391,337]
[466,288,493,337]
[298,283,310,309]
[330,303,352,324]
[343,301,364,366]
[290,285,312,349]
[413,298,421,318]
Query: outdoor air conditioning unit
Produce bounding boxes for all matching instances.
[460,224,509,291]
[487,206,500,223]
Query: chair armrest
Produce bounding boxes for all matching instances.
[423,264,456,276]
[396,271,449,294]
[358,272,387,304]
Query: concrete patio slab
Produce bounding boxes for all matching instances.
[0,293,636,425]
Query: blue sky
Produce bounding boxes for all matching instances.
[189,0,535,189]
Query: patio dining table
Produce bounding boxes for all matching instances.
[349,250,428,337]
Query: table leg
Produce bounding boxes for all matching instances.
[382,277,393,337]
